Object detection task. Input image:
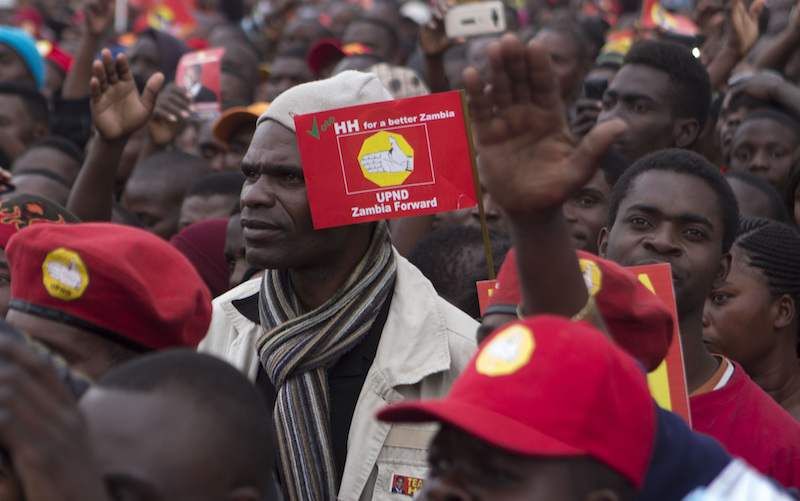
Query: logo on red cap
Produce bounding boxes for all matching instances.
[579,258,603,296]
[41,248,88,301]
[475,324,535,376]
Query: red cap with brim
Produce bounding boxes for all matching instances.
[483,248,673,372]
[378,315,656,488]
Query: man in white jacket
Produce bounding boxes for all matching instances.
[199,70,477,501]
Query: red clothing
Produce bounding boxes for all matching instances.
[690,360,800,489]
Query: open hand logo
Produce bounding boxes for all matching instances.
[358,132,415,187]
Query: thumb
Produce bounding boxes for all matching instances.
[388,136,399,149]
[571,118,628,176]
[141,72,165,112]
[749,0,764,19]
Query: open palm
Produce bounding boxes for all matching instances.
[463,35,626,220]
[90,49,164,142]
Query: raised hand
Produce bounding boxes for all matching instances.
[90,48,164,142]
[83,0,115,38]
[725,0,764,56]
[463,34,626,220]
[148,83,192,146]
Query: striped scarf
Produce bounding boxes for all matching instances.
[257,222,396,501]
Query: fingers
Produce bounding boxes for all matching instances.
[464,66,492,125]
[0,337,73,405]
[91,59,108,95]
[749,0,764,18]
[571,118,628,178]
[100,48,119,85]
[485,34,525,110]
[141,72,165,112]
[524,40,560,110]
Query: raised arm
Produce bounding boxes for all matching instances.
[464,34,626,320]
[67,49,163,221]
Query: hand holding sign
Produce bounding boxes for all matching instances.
[360,136,414,173]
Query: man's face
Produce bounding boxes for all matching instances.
[597,65,680,163]
[600,171,727,317]
[239,121,363,270]
[419,425,586,501]
[79,388,228,501]
[197,121,227,173]
[0,43,35,87]
[728,118,798,196]
[717,106,750,160]
[178,193,239,231]
[343,22,394,61]
[0,94,36,146]
[225,122,256,172]
[563,169,613,255]
[120,179,182,240]
[183,66,201,89]
[265,57,313,102]
[702,247,777,369]
[535,30,583,104]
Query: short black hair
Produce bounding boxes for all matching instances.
[623,41,711,136]
[598,146,628,187]
[737,108,800,138]
[726,171,787,222]
[0,82,49,125]
[407,226,510,318]
[186,171,245,198]
[96,350,276,494]
[25,135,85,165]
[608,149,739,254]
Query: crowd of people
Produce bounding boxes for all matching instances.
[0,0,797,499]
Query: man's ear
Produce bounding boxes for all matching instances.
[598,227,609,258]
[712,252,732,289]
[773,293,795,331]
[672,117,700,149]
[226,486,260,501]
[585,488,622,501]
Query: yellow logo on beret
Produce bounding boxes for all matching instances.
[42,248,88,301]
[476,325,535,376]
[579,258,603,297]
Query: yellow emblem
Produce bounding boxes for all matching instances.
[476,324,535,376]
[358,131,415,187]
[579,258,603,297]
[41,248,89,301]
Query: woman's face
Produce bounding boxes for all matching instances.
[703,246,779,370]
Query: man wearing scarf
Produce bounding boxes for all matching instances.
[199,71,478,501]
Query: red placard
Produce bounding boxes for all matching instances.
[175,48,225,121]
[293,91,478,229]
[627,263,691,426]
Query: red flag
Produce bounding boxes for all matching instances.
[640,0,698,36]
[294,91,478,229]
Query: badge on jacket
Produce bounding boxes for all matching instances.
[391,474,423,496]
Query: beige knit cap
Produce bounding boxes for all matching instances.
[256,70,393,132]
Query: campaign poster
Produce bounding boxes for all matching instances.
[628,263,691,426]
[390,475,422,496]
[175,47,225,121]
[293,90,478,229]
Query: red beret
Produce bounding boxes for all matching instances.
[6,222,212,351]
[485,249,673,372]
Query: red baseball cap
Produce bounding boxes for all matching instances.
[378,315,657,488]
[6,222,212,351]
[484,249,673,372]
